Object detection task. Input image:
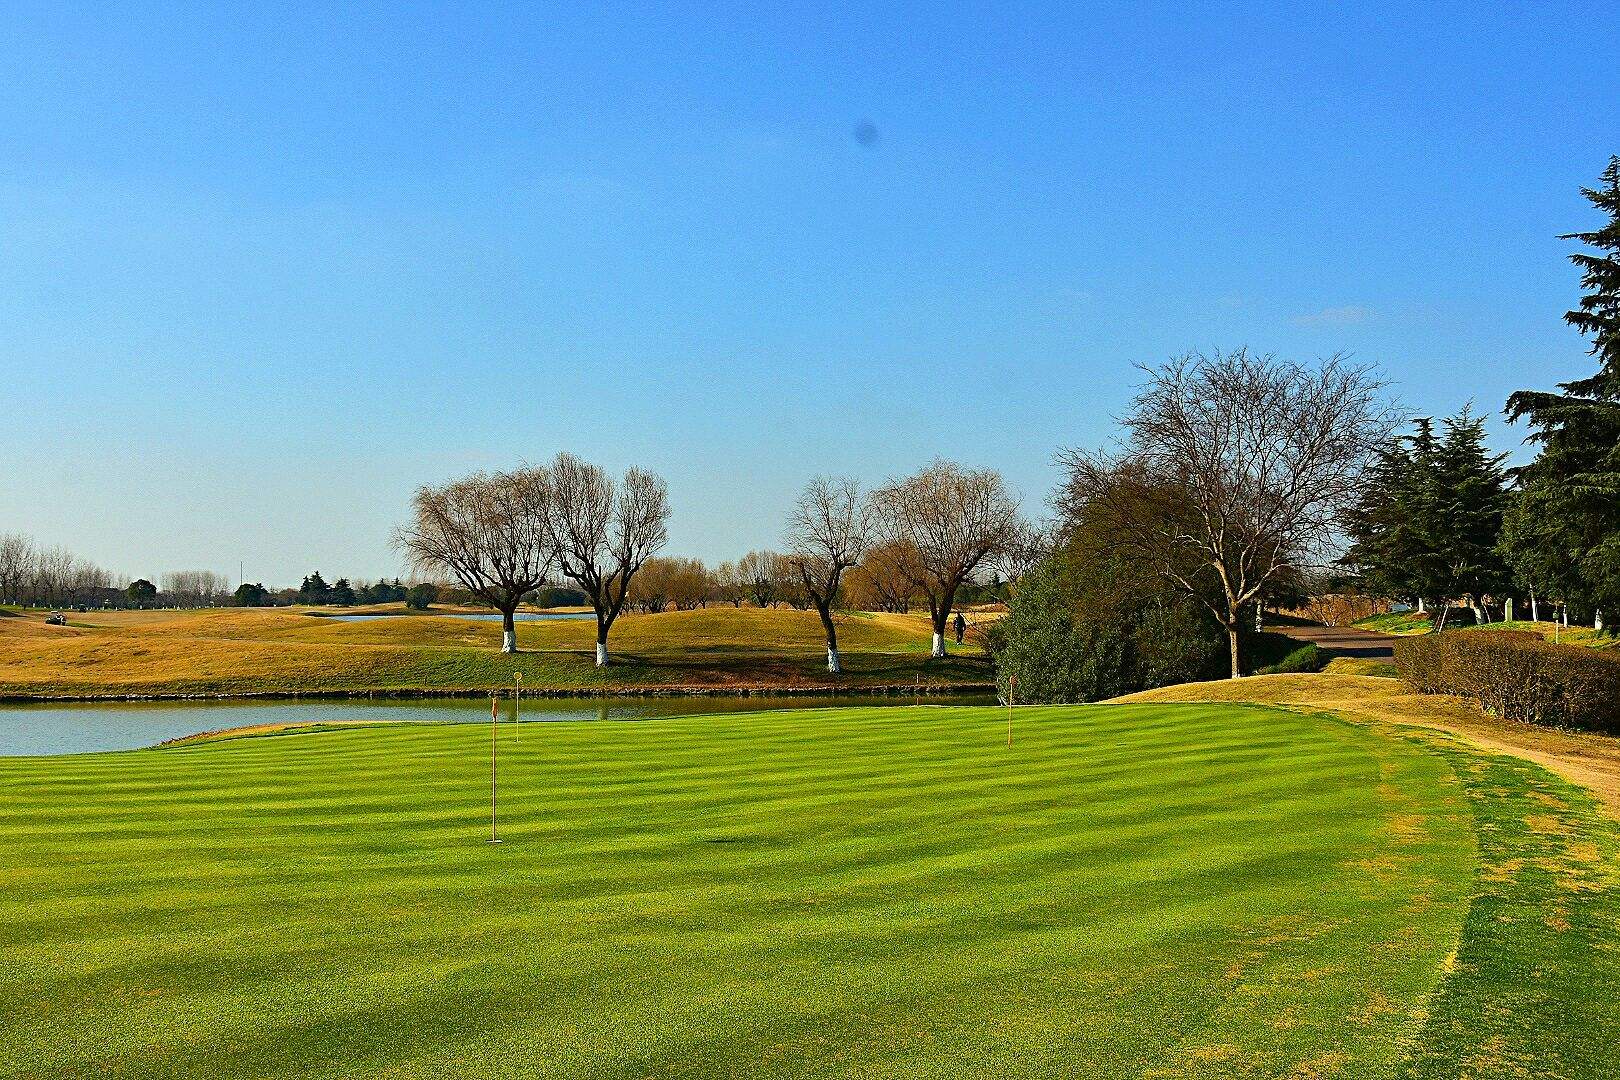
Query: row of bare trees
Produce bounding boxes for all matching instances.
[397,453,669,662]
[397,455,1032,672]
[0,534,115,607]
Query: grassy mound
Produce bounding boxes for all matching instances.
[0,606,990,699]
[10,702,1607,1077]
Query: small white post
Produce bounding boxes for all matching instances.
[488,693,501,844]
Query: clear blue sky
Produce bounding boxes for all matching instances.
[2,2,1616,586]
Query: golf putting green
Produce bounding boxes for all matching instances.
[2,703,1616,1078]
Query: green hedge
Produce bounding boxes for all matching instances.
[1394,630,1620,734]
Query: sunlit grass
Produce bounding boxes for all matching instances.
[0,605,989,698]
[1,701,1562,1079]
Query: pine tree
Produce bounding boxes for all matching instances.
[1506,156,1620,627]
[1431,408,1510,621]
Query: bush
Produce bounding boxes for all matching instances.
[987,557,1224,703]
[1253,643,1325,676]
[405,583,439,611]
[1394,630,1620,733]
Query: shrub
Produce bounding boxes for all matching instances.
[1254,643,1326,676]
[1394,629,1620,733]
[405,583,439,611]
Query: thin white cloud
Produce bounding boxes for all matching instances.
[1293,304,1376,326]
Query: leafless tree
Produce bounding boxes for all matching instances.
[872,460,1023,656]
[711,560,745,606]
[0,533,33,605]
[783,476,872,673]
[848,539,924,613]
[541,452,670,667]
[395,467,554,653]
[1056,348,1395,679]
[162,570,229,607]
[736,550,785,608]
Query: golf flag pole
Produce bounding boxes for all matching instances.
[513,671,521,741]
[1007,676,1016,748]
[488,692,501,844]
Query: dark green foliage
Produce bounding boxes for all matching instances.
[1395,630,1620,733]
[125,579,157,606]
[530,585,589,608]
[359,579,409,605]
[987,553,1224,703]
[1506,157,1620,623]
[1345,410,1509,620]
[329,578,357,606]
[1254,643,1326,676]
[404,582,438,610]
[231,582,270,607]
[297,572,332,606]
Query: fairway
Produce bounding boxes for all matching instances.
[2,704,1616,1078]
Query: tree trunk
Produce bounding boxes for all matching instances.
[1227,623,1242,679]
[817,605,841,674]
[501,608,518,654]
[931,631,945,658]
[1531,589,1539,622]
[1417,597,1425,614]
[595,619,609,667]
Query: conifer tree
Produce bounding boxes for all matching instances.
[1506,156,1620,627]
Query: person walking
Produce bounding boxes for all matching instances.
[953,610,966,645]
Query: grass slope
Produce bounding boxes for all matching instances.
[0,702,1526,1078]
[0,606,990,698]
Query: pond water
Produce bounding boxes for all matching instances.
[0,694,996,757]
[317,611,595,623]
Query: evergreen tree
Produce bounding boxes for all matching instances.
[1431,408,1510,620]
[330,578,356,606]
[1506,156,1620,627]
[1345,411,1508,625]
[298,572,331,606]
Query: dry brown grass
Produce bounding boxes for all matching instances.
[0,604,989,698]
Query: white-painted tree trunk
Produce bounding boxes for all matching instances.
[501,629,516,653]
[931,632,945,658]
[1417,598,1425,613]
[595,642,608,667]
[1255,604,1263,632]
[826,647,841,674]
[1598,610,1605,632]
[1531,590,1539,622]
[1505,597,1514,622]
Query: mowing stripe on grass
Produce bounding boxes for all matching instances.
[0,704,1497,1077]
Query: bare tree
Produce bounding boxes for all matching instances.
[872,460,1023,657]
[1056,348,1394,679]
[783,477,872,673]
[736,550,785,608]
[0,533,33,605]
[711,560,745,606]
[395,468,554,653]
[848,539,924,613]
[162,570,229,607]
[542,452,670,667]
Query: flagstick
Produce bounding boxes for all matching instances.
[488,692,502,844]
[1007,676,1016,748]
[513,671,521,741]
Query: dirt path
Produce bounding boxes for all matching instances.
[1114,673,1620,819]
[1269,622,1398,658]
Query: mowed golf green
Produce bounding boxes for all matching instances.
[3,704,1617,1078]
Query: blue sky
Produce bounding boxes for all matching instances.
[2,2,1617,585]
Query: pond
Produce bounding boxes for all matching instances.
[315,611,596,623]
[0,693,998,757]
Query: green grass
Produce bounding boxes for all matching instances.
[1355,611,1437,636]
[4,703,1615,1076]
